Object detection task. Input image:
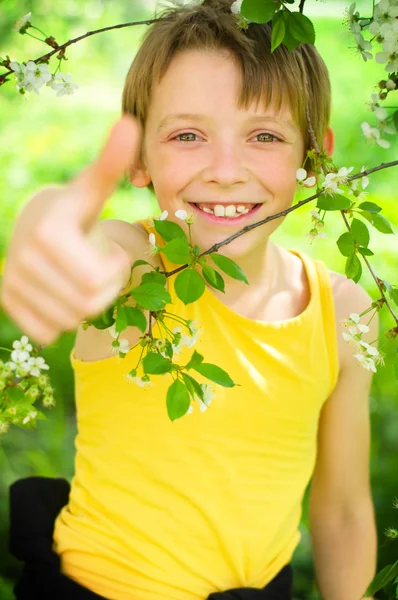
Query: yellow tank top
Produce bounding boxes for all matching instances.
[52,218,340,600]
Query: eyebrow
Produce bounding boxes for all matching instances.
[157,112,297,133]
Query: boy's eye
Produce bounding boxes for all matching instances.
[171,132,281,143]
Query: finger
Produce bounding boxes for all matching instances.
[6,272,81,332]
[2,293,58,347]
[16,246,93,317]
[33,224,129,294]
[68,115,142,229]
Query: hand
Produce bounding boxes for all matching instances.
[1,114,142,346]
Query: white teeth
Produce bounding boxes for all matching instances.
[214,204,225,217]
[196,203,254,217]
[225,205,236,217]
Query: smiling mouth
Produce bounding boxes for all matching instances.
[188,202,261,218]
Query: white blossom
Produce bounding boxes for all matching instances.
[296,168,316,187]
[149,233,156,246]
[354,33,373,61]
[22,410,38,425]
[112,338,131,355]
[48,72,79,97]
[12,12,32,33]
[159,210,169,220]
[361,165,369,189]
[361,121,391,148]
[386,78,396,90]
[231,0,243,14]
[374,0,398,25]
[354,354,377,372]
[26,356,50,377]
[196,383,215,411]
[24,61,52,89]
[347,3,361,33]
[132,376,153,388]
[175,209,188,220]
[12,335,33,353]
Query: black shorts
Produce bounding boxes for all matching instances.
[9,477,293,600]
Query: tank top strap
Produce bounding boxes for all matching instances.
[312,256,340,394]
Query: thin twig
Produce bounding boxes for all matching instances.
[160,159,398,326]
[0,17,167,83]
[299,0,306,14]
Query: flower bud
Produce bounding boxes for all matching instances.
[379,92,387,100]
[378,80,387,89]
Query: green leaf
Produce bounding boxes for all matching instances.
[336,232,354,257]
[350,218,370,247]
[358,247,374,257]
[358,210,374,225]
[166,379,191,422]
[160,237,192,264]
[286,12,315,44]
[282,25,302,51]
[345,253,362,283]
[164,339,174,359]
[371,213,394,234]
[153,219,188,243]
[181,372,205,401]
[390,288,398,308]
[174,268,206,305]
[271,12,286,52]
[141,271,167,287]
[185,350,204,371]
[241,0,278,23]
[202,265,225,293]
[132,259,153,271]
[316,193,351,211]
[6,387,26,403]
[210,253,249,284]
[116,306,147,334]
[130,283,171,311]
[88,305,115,330]
[358,201,382,214]
[142,352,173,374]
[191,362,236,387]
[395,352,398,381]
[364,560,398,596]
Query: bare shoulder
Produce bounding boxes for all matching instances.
[74,218,162,362]
[327,268,378,370]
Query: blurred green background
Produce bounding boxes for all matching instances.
[0,1,397,598]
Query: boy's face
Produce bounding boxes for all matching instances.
[134,49,307,258]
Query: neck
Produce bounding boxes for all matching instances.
[208,238,278,302]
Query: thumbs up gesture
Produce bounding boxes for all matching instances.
[1,115,142,346]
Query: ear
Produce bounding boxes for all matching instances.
[129,159,152,188]
[323,125,335,157]
[128,140,152,188]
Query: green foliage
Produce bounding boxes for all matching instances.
[153,219,187,242]
[210,253,249,284]
[166,379,190,421]
[142,352,172,374]
[316,194,351,211]
[129,282,171,311]
[160,238,192,264]
[174,268,206,304]
[115,306,147,334]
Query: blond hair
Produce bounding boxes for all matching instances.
[122,0,331,194]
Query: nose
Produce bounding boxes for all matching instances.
[204,138,249,188]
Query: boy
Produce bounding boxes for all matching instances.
[3,0,377,598]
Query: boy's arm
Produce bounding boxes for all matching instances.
[308,278,379,600]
